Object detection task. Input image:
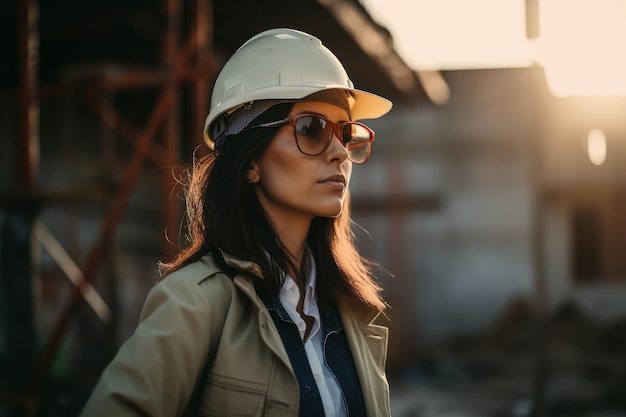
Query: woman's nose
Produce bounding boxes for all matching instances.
[325,133,349,163]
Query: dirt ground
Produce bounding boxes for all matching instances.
[388,299,626,417]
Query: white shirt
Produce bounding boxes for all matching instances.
[279,252,347,417]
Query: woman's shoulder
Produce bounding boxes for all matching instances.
[151,253,239,304]
[134,253,244,326]
[161,253,231,284]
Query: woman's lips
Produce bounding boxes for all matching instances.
[319,180,345,191]
[319,174,346,191]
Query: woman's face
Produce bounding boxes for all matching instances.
[251,101,353,225]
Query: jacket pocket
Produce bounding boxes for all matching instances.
[199,374,267,417]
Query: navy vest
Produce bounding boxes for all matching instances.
[262,295,367,417]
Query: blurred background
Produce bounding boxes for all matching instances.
[1,0,626,416]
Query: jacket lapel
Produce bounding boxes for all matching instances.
[339,301,391,417]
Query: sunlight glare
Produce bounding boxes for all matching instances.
[362,0,626,97]
[587,129,608,166]
[534,0,626,97]
[363,0,533,70]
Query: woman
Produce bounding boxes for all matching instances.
[81,28,393,417]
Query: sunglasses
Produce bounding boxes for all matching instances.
[247,113,375,164]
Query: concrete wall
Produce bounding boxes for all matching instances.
[351,67,626,351]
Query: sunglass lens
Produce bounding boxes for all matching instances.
[344,124,372,163]
[295,116,330,154]
[346,142,370,163]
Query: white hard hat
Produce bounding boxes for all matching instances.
[203,28,393,150]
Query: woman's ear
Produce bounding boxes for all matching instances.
[247,163,260,184]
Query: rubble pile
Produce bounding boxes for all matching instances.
[390,298,626,417]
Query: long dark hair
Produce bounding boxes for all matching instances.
[160,103,385,311]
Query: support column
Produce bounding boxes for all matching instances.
[190,0,214,157]
[1,0,40,413]
[161,0,183,260]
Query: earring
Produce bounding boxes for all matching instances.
[248,175,257,183]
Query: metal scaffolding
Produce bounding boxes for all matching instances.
[2,0,215,413]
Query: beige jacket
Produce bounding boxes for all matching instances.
[80,251,390,417]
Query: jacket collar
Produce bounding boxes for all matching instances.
[218,249,386,324]
[338,294,385,325]
[220,249,264,279]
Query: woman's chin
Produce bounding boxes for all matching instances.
[318,204,344,219]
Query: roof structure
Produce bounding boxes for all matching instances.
[1,0,427,104]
